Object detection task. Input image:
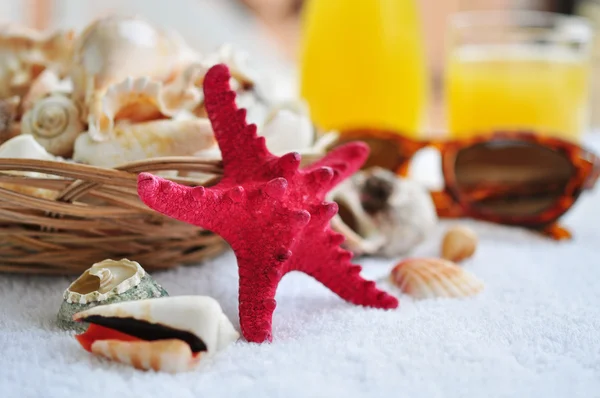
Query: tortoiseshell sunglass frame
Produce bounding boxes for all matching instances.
[330,129,600,240]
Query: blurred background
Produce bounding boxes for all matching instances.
[2,0,599,132]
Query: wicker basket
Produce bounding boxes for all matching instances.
[0,156,228,275]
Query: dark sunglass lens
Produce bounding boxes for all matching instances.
[330,136,403,171]
[454,141,575,217]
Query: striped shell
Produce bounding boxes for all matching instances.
[389,258,484,299]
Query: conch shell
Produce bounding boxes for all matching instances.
[99,75,202,135]
[0,24,74,98]
[69,15,201,140]
[0,134,63,199]
[72,117,216,168]
[73,296,240,373]
[21,93,84,156]
[329,167,438,257]
[389,257,484,300]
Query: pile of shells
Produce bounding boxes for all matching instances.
[0,15,327,182]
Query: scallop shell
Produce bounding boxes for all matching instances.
[0,134,63,199]
[72,118,216,168]
[389,258,484,299]
[21,93,84,156]
[56,258,169,332]
[73,296,240,373]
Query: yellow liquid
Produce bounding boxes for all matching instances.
[446,45,591,142]
[299,0,428,138]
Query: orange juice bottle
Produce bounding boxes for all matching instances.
[298,0,428,138]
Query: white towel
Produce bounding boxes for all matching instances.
[1,134,599,398]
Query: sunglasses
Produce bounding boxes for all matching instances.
[329,129,600,240]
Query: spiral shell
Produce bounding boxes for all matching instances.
[389,257,484,300]
[21,93,84,156]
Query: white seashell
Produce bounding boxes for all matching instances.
[198,44,258,88]
[73,296,240,373]
[0,135,64,199]
[70,16,201,140]
[64,258,146,305]
[389,257,484,299]
[330,167,438,258]
[21,93,84,156]
[72,118,216,168]
[260,107,315,156]
[21,69,73,113]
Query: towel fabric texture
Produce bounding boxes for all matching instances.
[1,135,599,398]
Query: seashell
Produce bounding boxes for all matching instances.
[0,24,75,98]
[21,93,84,156]
[329,167,438,257]
[56,258,169,332]
[70,16,201,140]
[260,107,315,156]
[389,257,484,299]
[441,225,478,262]
[72,118,216,168]
[0,96,20,144]
[21,68,73,113]
[73,296,240,373]
[0,134,64,199]
[198,44,259,89]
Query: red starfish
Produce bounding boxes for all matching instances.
[137,64,399,343]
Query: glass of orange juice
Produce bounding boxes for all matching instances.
[445,10,594,143]
[298,0,429,139]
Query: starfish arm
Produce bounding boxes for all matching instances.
[137,172,220,231]
[304,142,370,193]
[238,258,282,343]
[203,64,275,179]
[288,204,398,309]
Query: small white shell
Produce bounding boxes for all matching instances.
[260,108,315,156]
[74,295,240,373]
[21,93,84,156]
[72,118,216,168]
[199,44,258,88]
[0,134,63,199]
[64,258,145,305]
[390,257,484,299]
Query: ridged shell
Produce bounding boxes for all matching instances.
[90,339,201,374]
[74,296,240,373]
[21,93,84,156]
[72,118,216,168]
[389,258,484,299]
[64,258,145,305]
